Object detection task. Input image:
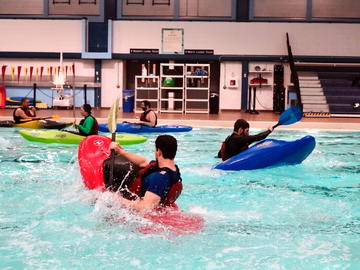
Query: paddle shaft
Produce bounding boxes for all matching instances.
[20,116,59,122]
[109,132,116,186]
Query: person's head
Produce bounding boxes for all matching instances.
[234,119,250,135]
[80,104,92,117]
[21,97,30,108]
[155,135,177,161]
[140,100,151,111]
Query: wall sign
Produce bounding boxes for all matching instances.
[130,48,159,54]
[184,49,214,55]
[161,28,184,54]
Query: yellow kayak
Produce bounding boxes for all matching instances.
[0,120,71,129]
[13,120,42,129]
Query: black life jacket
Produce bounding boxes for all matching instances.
[129,161,182,206]
[79,115,99,136]
[140,110,157,127]
[219,134,249,161]
[13,107,33,123]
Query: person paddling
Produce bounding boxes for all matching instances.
[104,135,182,212]
[136,100,157,127]
[73,104,99,136]
[218,119,273,161]
[13,98,46,123]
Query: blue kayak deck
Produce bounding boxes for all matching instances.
[98,123,192,133]
[215,135,316,171]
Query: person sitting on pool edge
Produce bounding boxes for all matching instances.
[218,119,273,161]
[136,100,157,127]
[104,134,182,212]
[13,97,45,123]
[73,104,99,136]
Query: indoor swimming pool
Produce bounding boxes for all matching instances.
[0,127,359,269]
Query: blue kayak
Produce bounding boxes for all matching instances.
[98,123,192,133]
[214,135,316,171]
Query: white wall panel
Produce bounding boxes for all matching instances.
[101,60,125,108]
[220,62,242,110]
[113,21,360,57]
[0,19,83,52]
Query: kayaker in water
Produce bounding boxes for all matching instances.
[136,100,158,127]
[105,134,182,212]
[13,97,45,123]
[218,119,273,161]
[73,104,99,136]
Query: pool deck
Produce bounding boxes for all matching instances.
[1,108,359,131]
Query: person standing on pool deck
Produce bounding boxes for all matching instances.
[108,135,182,212]
[73,104,99,136]
[13,97,44,123]
[218,119,273,161]
[137,100,157,127]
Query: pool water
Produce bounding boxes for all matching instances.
[0,127,359,269]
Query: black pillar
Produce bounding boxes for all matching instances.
[94,60,101,107]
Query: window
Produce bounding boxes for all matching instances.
[53,0,70,4]
[79,0,96,4]
[126,0,144,4]
[253,0,307,19]
[152,0,170,5]
[312,0,360,19]
[179,0,232,17]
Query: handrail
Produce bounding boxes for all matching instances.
[286,32,302,110]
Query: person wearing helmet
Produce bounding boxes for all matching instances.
[218,119,273,161]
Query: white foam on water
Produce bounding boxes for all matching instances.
[0,137,11,149]
[188,205,226,220]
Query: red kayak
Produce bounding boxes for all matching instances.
[78,135,204,235]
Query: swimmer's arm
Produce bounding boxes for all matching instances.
[110,142,150,167]
[116,191,160,212]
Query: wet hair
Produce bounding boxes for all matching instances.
[234,119,249,132]
[142,100,151,108]
[155,135,177,160]
[82,104,92,115]
[21,97,30,104]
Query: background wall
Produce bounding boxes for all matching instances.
[113,21,360,57]
[101,60,125,107]
[0,19,83,53]
[220,62,242,110]
[0,0,43,15]
[0,58,96,107]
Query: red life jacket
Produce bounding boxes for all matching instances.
[140,110,157,127]
[128,161,182,207]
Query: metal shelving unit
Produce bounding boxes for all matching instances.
[160,63,184,113]
[185,64,210,113]
[134,75,159,112]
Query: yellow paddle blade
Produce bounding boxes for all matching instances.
[51,115,61,120]
[107,98,120,134]
[19,118,32,122]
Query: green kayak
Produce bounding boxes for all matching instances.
[18,129,147,145]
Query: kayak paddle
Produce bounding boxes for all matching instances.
[20,115,61,122]
[273,106,302,129]
[107,98,120,185]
